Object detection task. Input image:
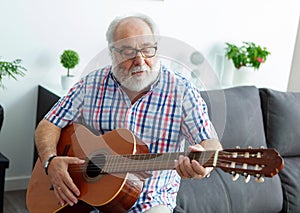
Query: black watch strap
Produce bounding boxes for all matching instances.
[44,154,57,175]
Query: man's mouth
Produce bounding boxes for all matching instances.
[131,70,144,76]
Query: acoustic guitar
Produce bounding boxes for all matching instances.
[26,123,284,213]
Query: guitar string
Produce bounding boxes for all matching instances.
[66,160,263,175]
[66,151,260,165]
[63,151,235,162]
[66,154,263,173]
[63,150,260,159]
[65,150,258,165]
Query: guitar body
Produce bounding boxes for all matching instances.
[26,124,149,213]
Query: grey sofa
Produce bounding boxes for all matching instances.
[0,104,3,131]
[174,86,300,213]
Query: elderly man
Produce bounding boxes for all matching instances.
[34,14,221,213]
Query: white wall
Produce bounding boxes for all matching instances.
[0,0,299,191]
[288,15,300,92]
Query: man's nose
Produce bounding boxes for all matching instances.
[133,52,145,66]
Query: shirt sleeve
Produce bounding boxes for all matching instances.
[181,84,218,145]
[44,79,85,128]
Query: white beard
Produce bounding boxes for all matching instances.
[112,61,160,92]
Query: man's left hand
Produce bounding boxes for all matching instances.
[174,144,213,179]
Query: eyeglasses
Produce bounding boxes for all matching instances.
[112,45,157,60]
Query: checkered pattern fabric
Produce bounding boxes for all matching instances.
[45,65,216,212]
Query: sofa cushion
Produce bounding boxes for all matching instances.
[201,86,267,148]
[175,169,283,213]
[216,171,283,213]
[279,157,300,213]
[259,88,300,156]
[260,88,300,212]
[174,171,231,213]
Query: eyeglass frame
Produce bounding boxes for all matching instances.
[111,44,158,60]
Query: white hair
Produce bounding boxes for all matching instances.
[106,13,159,47]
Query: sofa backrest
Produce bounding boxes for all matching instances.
[201,86,267,148]
[260,88,300,213]
[259,88,300,156]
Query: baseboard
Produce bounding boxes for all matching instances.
[4,175,30,191]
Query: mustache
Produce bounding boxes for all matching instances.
[130,65,151,74]
[123,65,152,84]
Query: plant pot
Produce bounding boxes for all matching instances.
[61,75,76,90]
[222,59,235,86]
[233,67,256,86]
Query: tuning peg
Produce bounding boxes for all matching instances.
[257,152,262,158]
[230,162,236,168]
[255,177,265,183]
[244,174,251,183]
[232,173,239,181]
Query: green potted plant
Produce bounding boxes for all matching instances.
[224,42,270,85]
[0,58,26,89]
[225,42,270,70]
[60,49,80,90]
[0,58,26,130]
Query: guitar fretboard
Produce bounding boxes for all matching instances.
[98,151,216,173]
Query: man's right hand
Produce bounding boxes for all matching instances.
[47,156,85,206]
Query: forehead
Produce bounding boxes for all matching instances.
[113,18,156,47]
[113,35,156,48]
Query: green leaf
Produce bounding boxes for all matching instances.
[0,58,27,88]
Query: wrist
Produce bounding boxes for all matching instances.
[44,154,57,175]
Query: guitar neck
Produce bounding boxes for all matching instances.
[102,151,216,174]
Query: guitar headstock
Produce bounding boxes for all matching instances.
[216,147,284,183]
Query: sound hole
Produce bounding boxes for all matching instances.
[86,154,106,178]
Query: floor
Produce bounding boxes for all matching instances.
[3,190,29,213]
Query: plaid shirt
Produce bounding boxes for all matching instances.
[45,65,216,212]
